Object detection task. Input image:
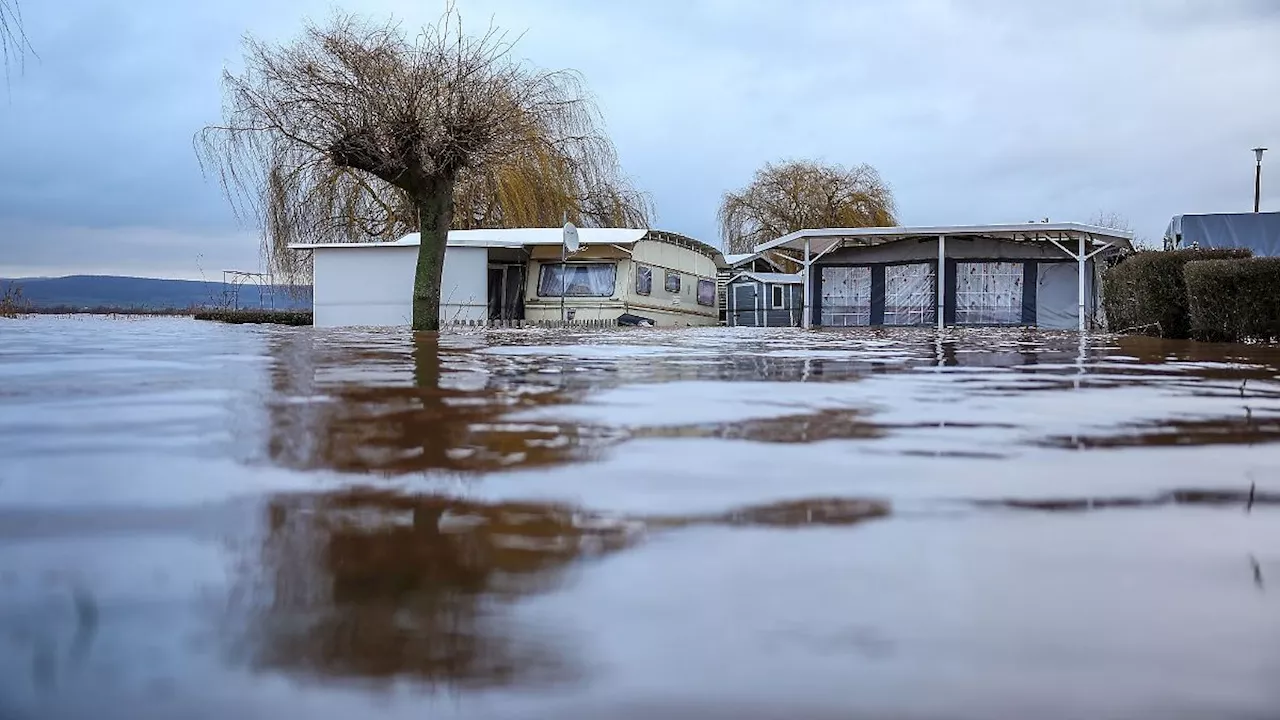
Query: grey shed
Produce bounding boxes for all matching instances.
[725,272,804,327]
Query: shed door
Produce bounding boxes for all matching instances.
[730,283,760,326]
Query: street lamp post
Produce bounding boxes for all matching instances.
[1254,147,1268,213]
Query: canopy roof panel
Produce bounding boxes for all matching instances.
[290,228,648,250]
[290,227,722,260]
[753,222,1135,254]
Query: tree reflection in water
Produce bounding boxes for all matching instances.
[231,487,891,691]
[234,490,644,690]
[263,332,617,475]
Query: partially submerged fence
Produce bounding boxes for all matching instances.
[442,318,621,330]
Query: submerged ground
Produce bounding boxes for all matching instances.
[1,316,1278,719]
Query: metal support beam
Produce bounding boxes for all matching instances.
[802,238,812,328]
[937,234,946,330]
[1083,241,1113,261]
[1048,236,1074,259]
[811,238,842,265]
[1077,233,1086,332]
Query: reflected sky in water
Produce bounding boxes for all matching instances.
[2,316,1280,719]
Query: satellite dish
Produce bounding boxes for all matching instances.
[563,221,580,253]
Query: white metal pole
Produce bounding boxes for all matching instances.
[802,238,812,329]
[936,234,946,330]
[561,211,568,324]
[1077,234,1086,332]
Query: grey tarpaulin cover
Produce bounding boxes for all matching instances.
[1166,212,1280,256]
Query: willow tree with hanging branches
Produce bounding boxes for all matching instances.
[1,0,33,78]
[199,10,650,330]
[719,160,897,254]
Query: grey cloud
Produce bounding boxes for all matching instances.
[1,0,1278,277]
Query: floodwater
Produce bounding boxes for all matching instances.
[2,316,1280,720]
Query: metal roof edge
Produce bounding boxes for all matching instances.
[752,222,1136,254]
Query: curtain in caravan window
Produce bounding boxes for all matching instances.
[697,279,716,306]
[955,262,1023,324]
[635,265,652,295]
[819,266,871,326]
[537,263,617,297]
[883,263,936,326]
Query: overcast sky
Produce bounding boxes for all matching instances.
[1,0,1277,279]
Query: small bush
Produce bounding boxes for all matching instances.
[1102,248,1251,338]
[1185,258,1280,343]
[0,282,24,318]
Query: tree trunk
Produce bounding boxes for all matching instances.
[412,177,456,331]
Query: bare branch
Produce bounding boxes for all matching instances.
[1,0,35,82]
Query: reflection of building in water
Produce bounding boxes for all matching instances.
[237,492,644,689]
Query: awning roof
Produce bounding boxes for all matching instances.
[753,222,1135,255]
[722,253,757,267]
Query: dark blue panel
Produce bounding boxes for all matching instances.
[1022,261,1038,325]
[870,266,885,326]
[943,259,957,327]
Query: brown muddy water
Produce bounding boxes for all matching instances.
[2,315,1280,720]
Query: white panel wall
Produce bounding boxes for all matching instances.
[312,245,488,327]
[1036,261,1095,330]
[438,247,488,324]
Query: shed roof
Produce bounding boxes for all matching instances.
[752,222,1135,255]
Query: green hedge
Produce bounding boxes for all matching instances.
[1185,258,1280,342]
[1102,248,1252,338]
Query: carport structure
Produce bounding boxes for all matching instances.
[752,223,1135,331]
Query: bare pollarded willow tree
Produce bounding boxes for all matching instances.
[200,10,650,330]
[719,160,897,254]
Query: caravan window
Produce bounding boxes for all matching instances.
[697,279,716,306]
[665,271,682,293]
[537,263,616,297]
[636,265,652,295]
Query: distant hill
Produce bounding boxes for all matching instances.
[0,275,312,311]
